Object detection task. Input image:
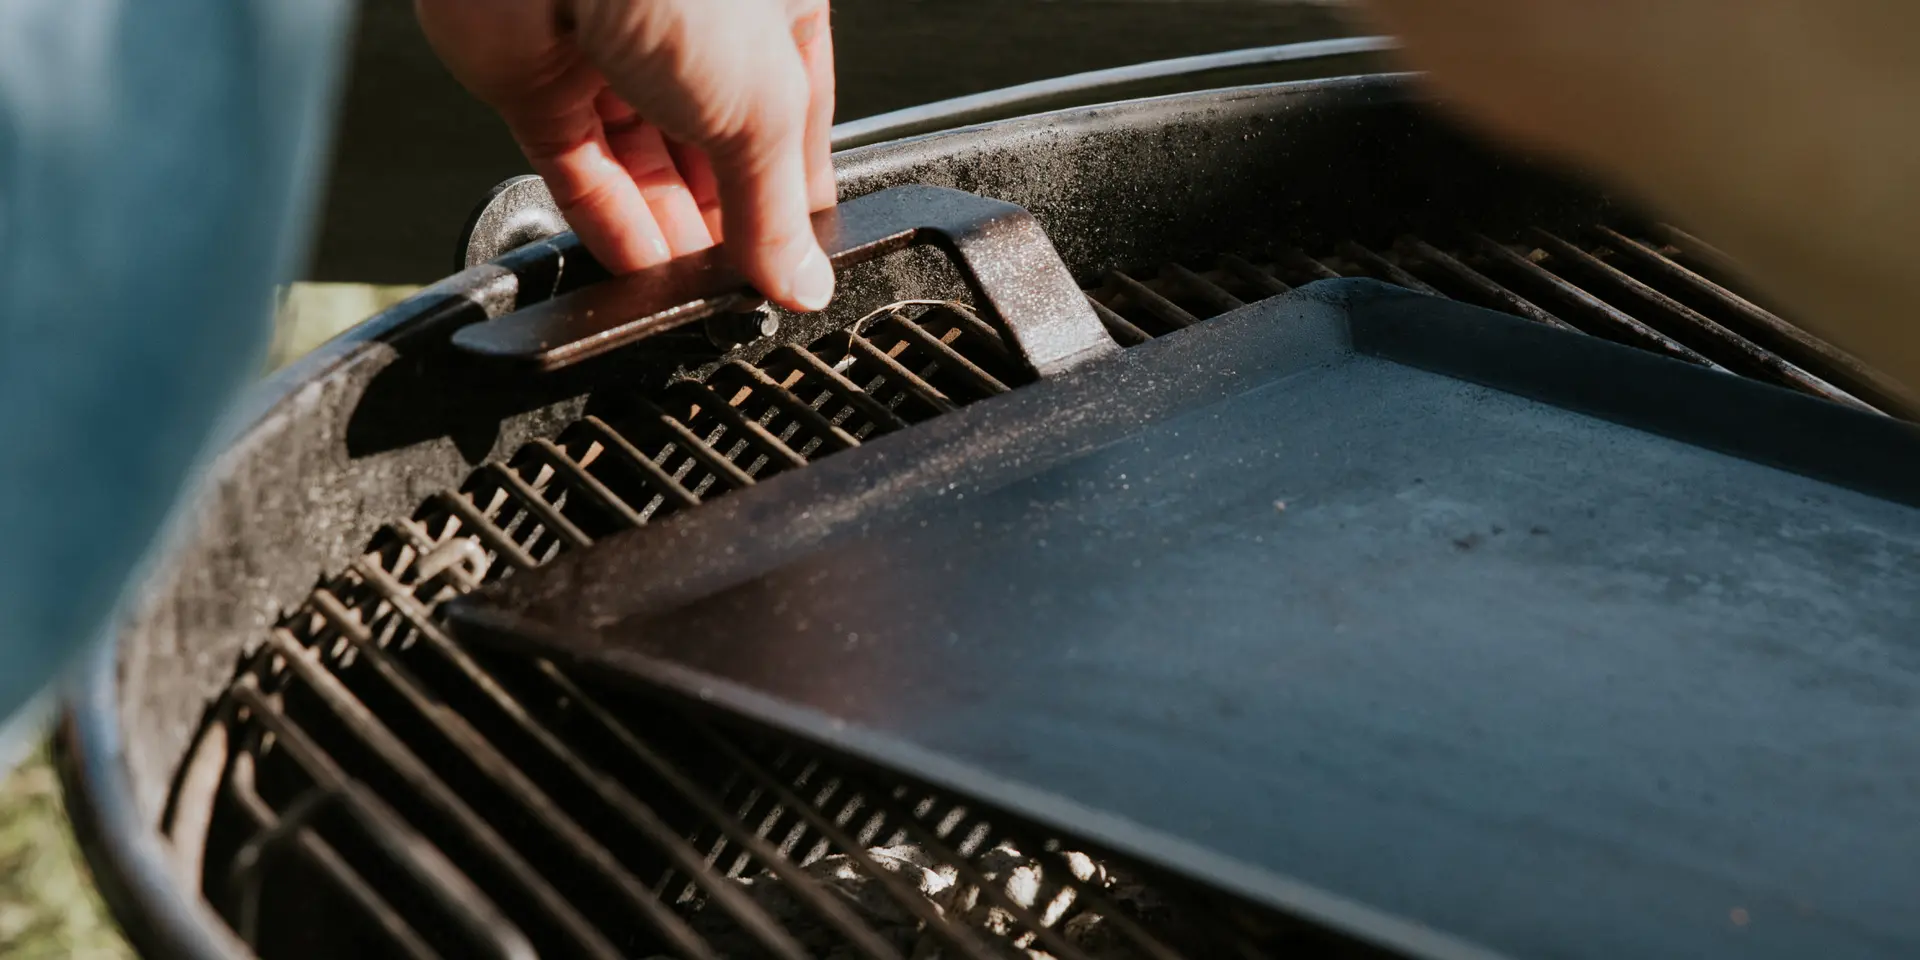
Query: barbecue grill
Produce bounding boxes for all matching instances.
[55,48,1920,960]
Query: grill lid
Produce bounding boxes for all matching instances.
[453,282,1920,960]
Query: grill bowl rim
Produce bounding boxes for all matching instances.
[59,70,1467,960]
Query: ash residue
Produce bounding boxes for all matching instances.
[675,840,1170,959]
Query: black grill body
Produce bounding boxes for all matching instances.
[461,281,1920,960]
[55,74,1917,960]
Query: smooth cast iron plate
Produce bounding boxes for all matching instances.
[453,281,1920,960]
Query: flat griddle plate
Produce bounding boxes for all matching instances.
[452,282,1920,960]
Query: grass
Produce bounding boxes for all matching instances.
[0,742,134,960]
[0,281,420,959]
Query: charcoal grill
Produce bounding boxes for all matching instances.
[55,57,1920,960]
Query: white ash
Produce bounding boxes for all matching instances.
[680,840,1165,959]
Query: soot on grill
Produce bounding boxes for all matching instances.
[175,227,1913,960]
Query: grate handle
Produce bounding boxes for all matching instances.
[450,183,1118,376]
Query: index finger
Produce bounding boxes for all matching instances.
[503,99,673,272]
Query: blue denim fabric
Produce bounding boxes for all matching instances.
[0,0,352,727]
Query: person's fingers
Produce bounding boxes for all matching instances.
[666,140,725,241]
[788,0,838,211]
[595,89,713,255]
[575,0,833,311]
[708,106,832,312]
[502,101,671,272]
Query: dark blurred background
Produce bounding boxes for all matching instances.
[309,0,1359,284]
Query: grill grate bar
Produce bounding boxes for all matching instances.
[1219,254,1293,297]
[227,680,541,960]
[431,492,540,572]
[524,439,648,531]
[1337,242,1446,298]
[1107,269,1199,329]
[306,588,726,959]
[222,756,442,960]
[1651,223,1749,286]
[527,661,911,960]
[1281,250,1344,283]
[1593,226,1918,417]
[480,463,592,550]
[1398,238,1577,332]
[1474,235,1723,368]
[845,332,961,414]
[876,307,1012,397]
[720,360,862,454]
[350,560,821,960]
[572,415,704,515]
[640,401,760,491]
[684,717,1014,960]
[1531,230,1874,410]
[260,628,632,959]
[1089,297,1153,346]
[776,345,912,433]
[1163,262,1247,313]
[672,380,812,473]
[920,301,1019,362]
[1036,851,1191,960]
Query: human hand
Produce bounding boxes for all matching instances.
[1360,1,1920,389]
[416,0,837,312]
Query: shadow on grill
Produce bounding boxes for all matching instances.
[171,223,1913,960]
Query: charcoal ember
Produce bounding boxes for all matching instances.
[691,844,958,958]
[687,840,1158,959]
[952,842,1084,937]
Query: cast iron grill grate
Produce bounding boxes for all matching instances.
[174,223,1911,960]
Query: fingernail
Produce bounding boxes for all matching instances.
[791,243,834,312]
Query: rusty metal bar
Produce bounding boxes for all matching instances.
[228,678,551,960]
[1106,269,1199,329]
[682,717,1008,960]
[573,415,704,511]
[1088,297,1153,346]
[223,759,441,960]
[347,563,820,960]
[1338,242,1445,298]
[719,360,861,454]
[432,492,539,572]
[1474,236,1722,369]
[1039,852,1189,960]
[846,332,960,414]
[482,463,592,550]
[303,591,725,960]
[1594,226,1916,417]
[878,310,1012,397]
[638,402,759,491]
[1281,249,1344,283]
[673,380,811,473]
[1163,262,1246,313]
[529,661,910,960]
[1219,254,1293,297]
[1533,230,1872,411]
[524,439,647,530]
[779,346,912,433]
[433,493,538,572]
[257,629,639,960]
[1651,223,1750,285]
[918,301,1017,361]
[1399,238,1577,332]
